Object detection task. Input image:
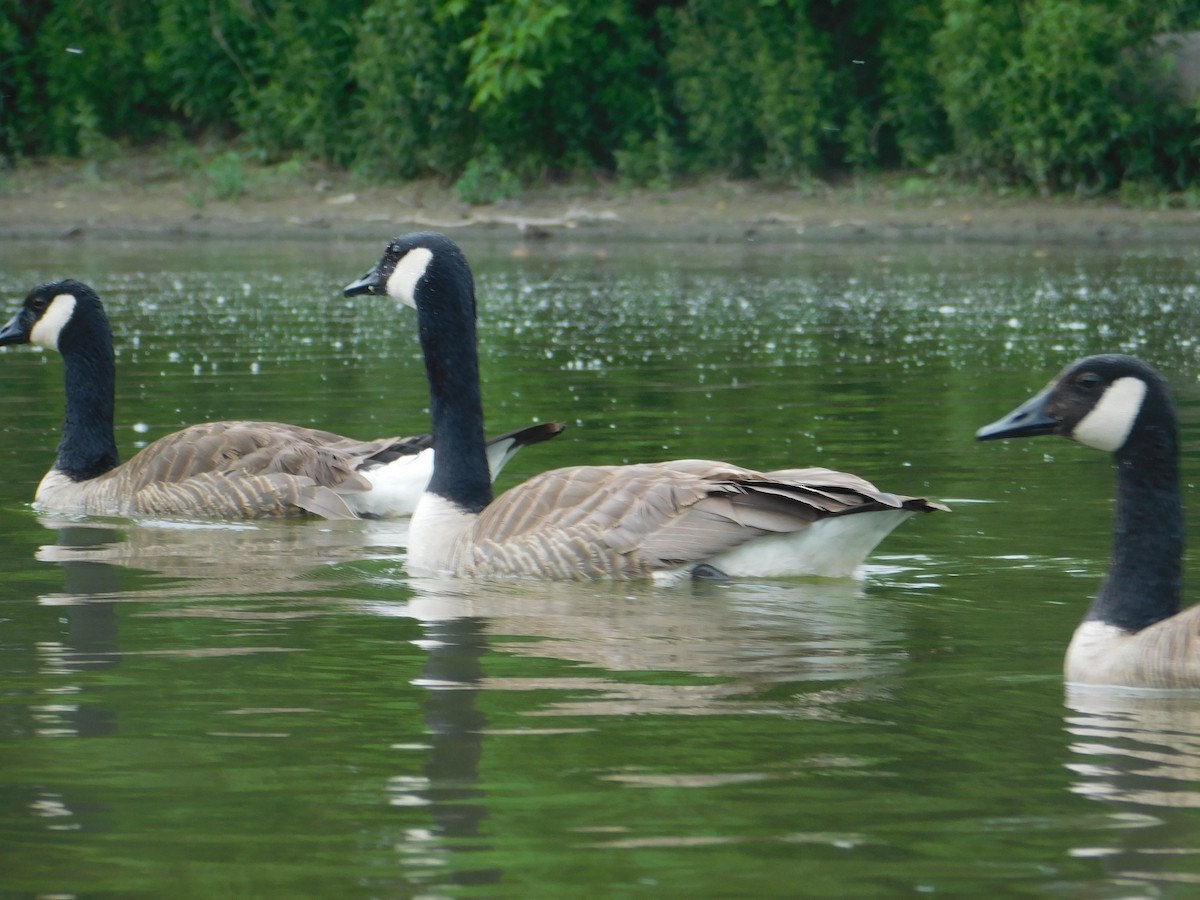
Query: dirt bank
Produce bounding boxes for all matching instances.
[4,157,1200,245]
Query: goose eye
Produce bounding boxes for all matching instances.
[1075,372,1104,391]
[29,295,48,312]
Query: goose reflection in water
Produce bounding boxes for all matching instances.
[26,515,410,746]
[31,515,911,709]
[380,571,914,888]
[1063,686,1200,892]
[396,570,911,718]
[1065,687,1200,807]
[26,514,919,892]
[34,514,411,599]
[28,522,123,740]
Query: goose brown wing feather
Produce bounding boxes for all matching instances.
[762,466,943,510]
[121,469,357,519]
[463,460,940,576]
[1109,606,1200,688]
[110,421,419,493]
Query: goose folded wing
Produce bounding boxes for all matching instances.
[763,466,947,512]
[116,422,425,493]
[616,466,914,566]
[471,460,906,571]
[603,463,944,566]
[1120,605,1200,689]
[126,470,358,519]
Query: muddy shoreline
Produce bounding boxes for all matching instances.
[5,166,1200,245]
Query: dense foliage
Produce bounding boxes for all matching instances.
[2,0,1199,195]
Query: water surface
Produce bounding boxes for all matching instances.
[2,237,1200,896]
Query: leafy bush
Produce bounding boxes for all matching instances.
[876,1,952,167]
[3,0,168,156]
[205,149,248,200]
[934,0,1198,192]
[452,0,669,175]
[0,4,39,157]
[146,0,260,134]
[932,0,1024,179]
[1,0,1198,194]
[453,148,522,204]
[667,0,831,181]
[613,91,677,190]
[236,0,368,163]
[347,0,478,179]
[349,0,669,180]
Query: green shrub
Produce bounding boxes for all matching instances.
[347,0,478,179]
[236,0,368,163]
[2,1,171,157]
[204,149,248,200]
[453,148,522,204]
[150,0,368,164]
[460,0,573,110]
[876,1,952,167]
[349,0,669,181]
[1,0,1198,194]
[934,0,1198,192]
[667,0,831,181]
[16,0,166,155]
[146,0,259,133]
[932,0,1023,179]
[452,0,670,175]
[613,91,677,190]
[0,5,38,157]
[1012,1,1156,191]
[72,98,120,176]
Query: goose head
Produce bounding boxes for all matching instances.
[0,279,109,354]
[343,231,475,316]
[976,354,1174,456]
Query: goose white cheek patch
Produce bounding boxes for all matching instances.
[386,247,434,309]
[1073,376,1147,452]
[30,294,77,350]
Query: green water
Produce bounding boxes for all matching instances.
[2,237,1200,896]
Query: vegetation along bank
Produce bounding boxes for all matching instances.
[4,0,1200,208]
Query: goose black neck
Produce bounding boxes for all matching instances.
[56,315,120,481]
[1089,420,1182,632]
[416,254,493,514]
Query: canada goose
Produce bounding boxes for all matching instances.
[343,231,944,581]
[977,354,1200,688]
[0,279,562,519]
